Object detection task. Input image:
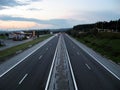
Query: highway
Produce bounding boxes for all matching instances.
[0,35,59,90]
[63,34,120,90]
[0,33,120,90]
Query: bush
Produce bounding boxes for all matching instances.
[97,32,120,39]
[72,32,120,63]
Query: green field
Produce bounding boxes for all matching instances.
[74,32,120,63]
[0,36,7,39]
[0,35,52,61]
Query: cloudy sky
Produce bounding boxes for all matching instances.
[0,0,120,30]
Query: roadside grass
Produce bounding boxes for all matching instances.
[0,35,52,61]
[0,36,7,39]
[75,34,120,63]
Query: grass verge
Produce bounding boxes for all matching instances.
[0,36,7,39]
[73,35,120,63]
[0,35,52,61]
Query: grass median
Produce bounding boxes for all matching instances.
[0,35,52,61]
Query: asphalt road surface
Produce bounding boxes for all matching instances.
[0,35,59,90]
[63,34,120,90]
[0,33,120,90]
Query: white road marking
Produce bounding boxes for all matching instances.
[39,55,43,59]
[0,36,54,78]
[85,64,91,70]
[19,74,28,85]
[67,34,120,80]
[45,37,59,90]
[45,35,78,90]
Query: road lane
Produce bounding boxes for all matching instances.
[64,34,120,90]
[0,35,55,77]
[66,34,120,80]
[0,36,59,90]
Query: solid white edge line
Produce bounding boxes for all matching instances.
[45,37,59,90]
[19,74,28,85]
[67,34,120,81]
[63,36,78,90]
[85,64,91,70]
[0,36,54,78]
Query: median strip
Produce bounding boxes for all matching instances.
[45,34,78,90]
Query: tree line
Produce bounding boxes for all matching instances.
[66,19,120,39]
[73,19,120,32]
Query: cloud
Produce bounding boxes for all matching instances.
[16,0,42,4]
[28,8,43,11]
[0,0,42,9]
[87,11,120,22]
[29,0,41,1]
[70,10,120,24]
[0,0,20,6]
[0,20,37,29]
[1,10,119,30]
[0,15,72,28]
[0,20,54,30]
[0,15,73,29]
[0,15,47,24]
[0,0,29,9]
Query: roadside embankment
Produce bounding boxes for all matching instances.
[70,32,120,63]
[0,35,52,62]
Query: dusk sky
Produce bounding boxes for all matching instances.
[0,0,120,31]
